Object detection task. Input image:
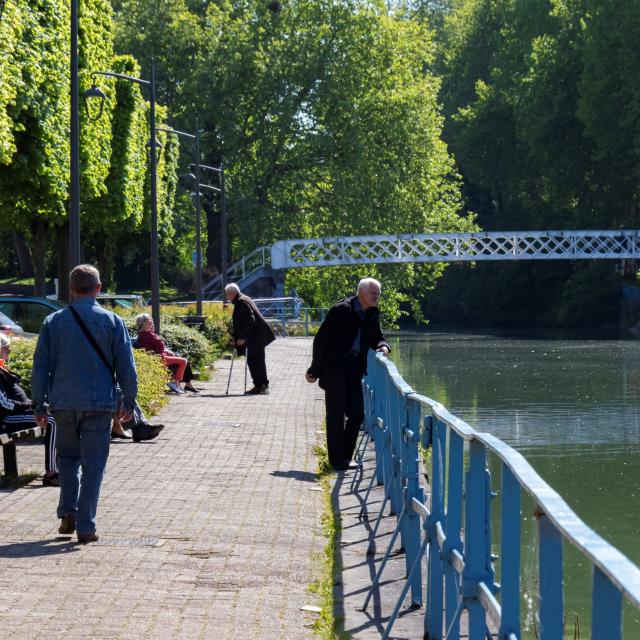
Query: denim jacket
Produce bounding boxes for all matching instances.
[31,298,138,413]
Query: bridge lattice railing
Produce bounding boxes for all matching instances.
[271,230,640,268]
[353,351,640,639]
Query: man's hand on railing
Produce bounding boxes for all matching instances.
[376,345,389,356]
[305,373,318,383]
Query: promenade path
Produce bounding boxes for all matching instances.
[0,338,327,640]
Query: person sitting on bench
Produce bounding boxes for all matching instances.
[134,313,199,394]
[0,332,58,486]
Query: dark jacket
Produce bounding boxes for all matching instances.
[307,295,390,389]
[232,294,276,353]
[0,366,31,420]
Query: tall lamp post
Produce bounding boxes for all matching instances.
[83,60,161,330]
[157,121,204,316]
[69,0,81,268]
[189,161,228,293]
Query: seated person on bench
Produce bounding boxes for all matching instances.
[134,313,199,394]
[0,332,58,486]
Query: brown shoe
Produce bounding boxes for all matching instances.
[77,532,99,544]
[58,514,76,534]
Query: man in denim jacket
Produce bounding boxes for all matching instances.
[32,265,138,543]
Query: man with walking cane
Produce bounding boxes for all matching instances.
[225,283,276,395]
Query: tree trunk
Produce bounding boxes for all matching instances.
[31,219,47,296]
[57,222,70,302]
[14,231,34,278]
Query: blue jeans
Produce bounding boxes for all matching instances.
[54,410,111,535]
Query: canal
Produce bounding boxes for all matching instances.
[388,330,640,638]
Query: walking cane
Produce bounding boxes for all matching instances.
[244,344,249,394]
[225,348,236,395]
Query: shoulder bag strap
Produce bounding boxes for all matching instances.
[69,306,116,386]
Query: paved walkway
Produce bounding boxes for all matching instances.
[0,338,326,640]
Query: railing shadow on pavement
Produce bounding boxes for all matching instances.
[343,350,640,640]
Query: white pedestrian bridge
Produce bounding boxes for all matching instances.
[204,230,640,297]
[270,229,640,269]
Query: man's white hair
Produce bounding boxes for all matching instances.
[357,277,381,294]
[225,283,241,296]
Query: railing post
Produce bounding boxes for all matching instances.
[443,430,464,638]
[405,396,423,607]
[463,439,491,639]
[537,511,563,640]
[385,374,401,517]
[304,308,309,336]
[592,567,622,640]
[373,356,385,486]
[499,464,520,640]
[425,416,446,639]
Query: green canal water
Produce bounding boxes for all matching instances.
[387,330,640,639]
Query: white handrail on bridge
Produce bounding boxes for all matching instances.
[202,246,271,294]
[271,229,640,268]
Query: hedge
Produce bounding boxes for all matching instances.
[6,337,168,417]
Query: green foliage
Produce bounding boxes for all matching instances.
[159,321,212,368]
[113,0,474,315]
[158,302,233,356]
[133,349,170,416]
[5,337,169,416]
[6,337,37,397]
[426,0,640,325]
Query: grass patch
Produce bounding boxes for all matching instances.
[1,469,39,488]
[309,442,350,639]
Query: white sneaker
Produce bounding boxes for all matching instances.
[168,381,184,394]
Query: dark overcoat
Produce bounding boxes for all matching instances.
[306,295,390,389]
[231,294,276,355]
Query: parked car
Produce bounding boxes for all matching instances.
[0,310,26,335]
[0,296,66,334]
[96,294,147,311]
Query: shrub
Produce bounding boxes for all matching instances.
[160,320,212,368]
[7,337,37,397]
[133,349,170,416]
[5,337,169,417]
[158,301,232,358]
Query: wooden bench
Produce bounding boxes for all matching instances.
[0,426,43,478]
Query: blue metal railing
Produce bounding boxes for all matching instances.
[352,351,640,639]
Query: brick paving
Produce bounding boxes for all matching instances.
[0,338,326,640]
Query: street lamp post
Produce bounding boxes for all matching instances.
[69,0,81,268]
[84,59,161,330]
[157,121,203,316]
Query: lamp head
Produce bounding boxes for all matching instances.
[82,83,107,121]
[179,172,197,189]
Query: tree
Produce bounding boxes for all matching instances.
[113,0,473,318]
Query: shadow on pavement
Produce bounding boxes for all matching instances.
[197,393,246,399]
[270,470,319,482]
[0,538,80,558]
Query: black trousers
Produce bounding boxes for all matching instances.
[247,342,269,387]
[1,411,57,473]
[323,357,364,467]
